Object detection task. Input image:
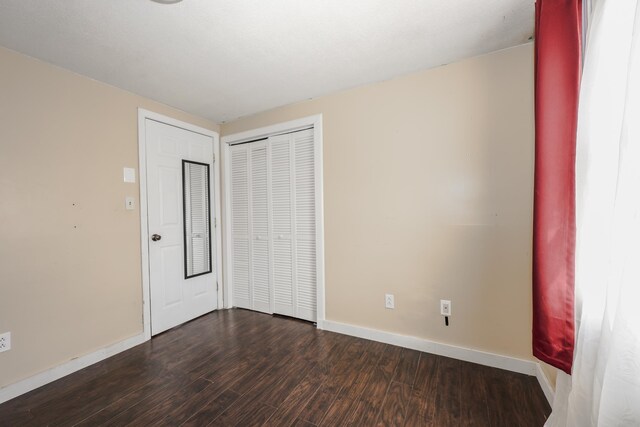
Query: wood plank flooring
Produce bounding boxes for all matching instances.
[0,309,550,426]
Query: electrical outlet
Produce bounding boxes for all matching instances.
[125,196,135,210]
[0,332,10,353]
[440,300,451,316]
[385,294,395,309]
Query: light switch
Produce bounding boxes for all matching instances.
[123,167,136,183]
[125,197,135,210]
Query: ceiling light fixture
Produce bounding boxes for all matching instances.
[150,0,183,4]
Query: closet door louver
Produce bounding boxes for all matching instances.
[292,130,317,322]
[230,145,250,309]
[270,134,295,317]
[250,143,271,313]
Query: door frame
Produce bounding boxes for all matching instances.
[221,114,325,328]
[138,108,223,340]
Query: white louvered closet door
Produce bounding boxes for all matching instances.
[292,129,317,321]
[250,142,271,313]
[268,129,316,321]
[230,145,251,310]
[229,128,317,322]
[270,134,295,317]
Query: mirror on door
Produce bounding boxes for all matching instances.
[182,160,212,279]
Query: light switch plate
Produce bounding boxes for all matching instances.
[123,167,136,183]
[125,197,135,210]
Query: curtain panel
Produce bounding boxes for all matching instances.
[533,0,583,374]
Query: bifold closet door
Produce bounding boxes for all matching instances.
[230,142,271,313]
[229,145,251,310]
[250,142,271,313]
[229,128,317,322]
[270,134,295,317]
[290,129,317,322]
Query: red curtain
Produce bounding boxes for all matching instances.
[533,0,582,374]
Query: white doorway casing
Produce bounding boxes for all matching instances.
[138,109,223,340]
[221,114,325,328]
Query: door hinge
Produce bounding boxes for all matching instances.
[216,281,219,291]
[213,153,216,163]
[214,218,217,228]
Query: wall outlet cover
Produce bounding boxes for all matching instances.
[125,196,136,210]
[385,294,395,309]
[440,299,451,316]
[0,332,11,353]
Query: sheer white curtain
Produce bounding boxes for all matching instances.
[546,0,640,426]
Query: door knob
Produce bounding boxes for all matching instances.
[151,234,162,241]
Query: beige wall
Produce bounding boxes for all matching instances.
[223,44,535,360]
[0,46,218,388]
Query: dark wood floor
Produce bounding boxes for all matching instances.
[0,309,550,426]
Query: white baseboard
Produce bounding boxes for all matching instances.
[322,320,538,376]
[535,363,555,404]
[0,333,147,405]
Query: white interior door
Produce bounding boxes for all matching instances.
[146,118,218,335]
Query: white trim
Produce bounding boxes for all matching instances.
[536,363,555,404]
[322,320,538,376]
[138,110,152,340]
[137,108,223,338]
[222,141,233,309]
[222,115,326,326]
[221,115,319,146]
[212,135,224,311]
[314,117,325,329]
[0,333,145,404]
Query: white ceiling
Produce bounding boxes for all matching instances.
[0,0,534,123]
